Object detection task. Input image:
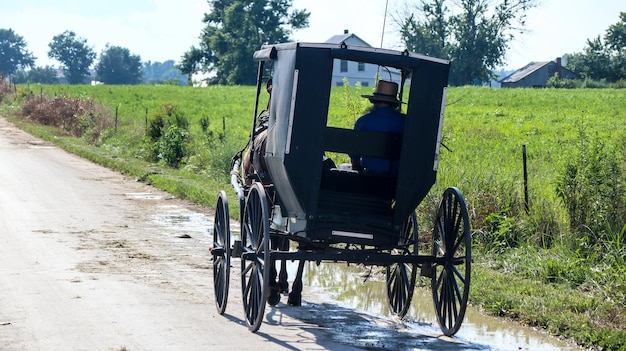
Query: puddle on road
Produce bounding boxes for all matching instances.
[151,204,212,235]
[297,261,580,350]
[124,192,164,200]
[149,203,579,350]
[145,199,240,239]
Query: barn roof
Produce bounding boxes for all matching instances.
[500,61,551,83]
[325,31,372,47]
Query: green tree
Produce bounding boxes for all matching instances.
[398,0,536,86]
[143,60,186,85]
[48,30,96,84]
[177,46,205,86]
[0,28,36,77]
[180,0,309,85]
[566,38,614,81]
[13,66,59,84]
[95,45,142,84]
[565,12,626,81]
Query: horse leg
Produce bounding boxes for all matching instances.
[267,238,280,306]
[278,260,288,293]
[287,260,305,306]
[278,238,289,293]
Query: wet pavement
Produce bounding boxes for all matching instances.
[150,202,581,351]
[297,263,579,350]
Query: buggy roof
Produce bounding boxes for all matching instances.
[253,42,450,231]
[254,42,449,68]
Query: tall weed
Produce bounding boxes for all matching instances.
[556,123,626,252]
[20,95,112,143]
[0,74,11,102]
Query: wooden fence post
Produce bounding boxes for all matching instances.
[522,144,529,213]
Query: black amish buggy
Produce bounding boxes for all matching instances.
[210,41,471,336]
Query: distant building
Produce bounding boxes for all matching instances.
[53,67,97,84]
[325,30,401,87]
[500,58,579,88]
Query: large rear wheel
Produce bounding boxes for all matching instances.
[431,187,471,336]
[212,191,230,315]
[386,212,418,318]
[241,183,270,332]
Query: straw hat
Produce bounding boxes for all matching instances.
[362,80,401,105]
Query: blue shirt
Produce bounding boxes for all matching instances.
[352,106,405,175]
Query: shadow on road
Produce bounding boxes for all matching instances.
[260,299,487,351]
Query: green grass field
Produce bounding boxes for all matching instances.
[3,83,626,349]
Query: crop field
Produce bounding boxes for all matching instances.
[23,83,626,228]
[4,83,626,349]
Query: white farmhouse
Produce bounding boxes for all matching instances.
[325,30,402,87]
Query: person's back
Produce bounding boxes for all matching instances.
[351,80,405,175]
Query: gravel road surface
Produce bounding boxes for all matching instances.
[0,116,371,351]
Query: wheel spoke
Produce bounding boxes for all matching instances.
[451,274,463,304]
[397,268,407,307]
[439,270,447,320]
[449,274,459,326]
[445,276,452,328]
[452,230,465,255]
[451,264,466,285]
[242,255,254,275]
[244,270,253,298]
[435,266,444,290]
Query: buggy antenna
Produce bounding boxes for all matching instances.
[380,0,389,48]
[376,0,390,82]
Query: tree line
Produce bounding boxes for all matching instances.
[0,29,187,85]
[1,0,624,86]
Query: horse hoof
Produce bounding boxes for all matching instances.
[268,286,281,306]
[278,280,289,294]
[287,293,301,306]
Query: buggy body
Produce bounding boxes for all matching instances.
[256,42,449,247]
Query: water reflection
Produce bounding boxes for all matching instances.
[298,261,580,351]
[150,204,211,235]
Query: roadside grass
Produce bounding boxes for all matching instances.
[2,84,625,350]
[472,261,626,350]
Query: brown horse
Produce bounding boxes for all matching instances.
[241,129,270,186]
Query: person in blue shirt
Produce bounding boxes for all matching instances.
[350,80,405,175]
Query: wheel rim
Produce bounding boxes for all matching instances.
[386,212,418,317]
[431,187,471,336]
[213,190,230,315]
[241,183,270,332]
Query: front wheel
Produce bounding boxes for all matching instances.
[241,183,270,332]
[431,187,471,337]
[212,191,230,315]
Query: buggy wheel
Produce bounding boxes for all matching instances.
[431,187,471,336]
[213,191,231,315]
[386,212,418,318]
[241,183,270,332]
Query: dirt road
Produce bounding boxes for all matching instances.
[0,116,374,351]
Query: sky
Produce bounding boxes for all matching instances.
[1,0,624,71]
